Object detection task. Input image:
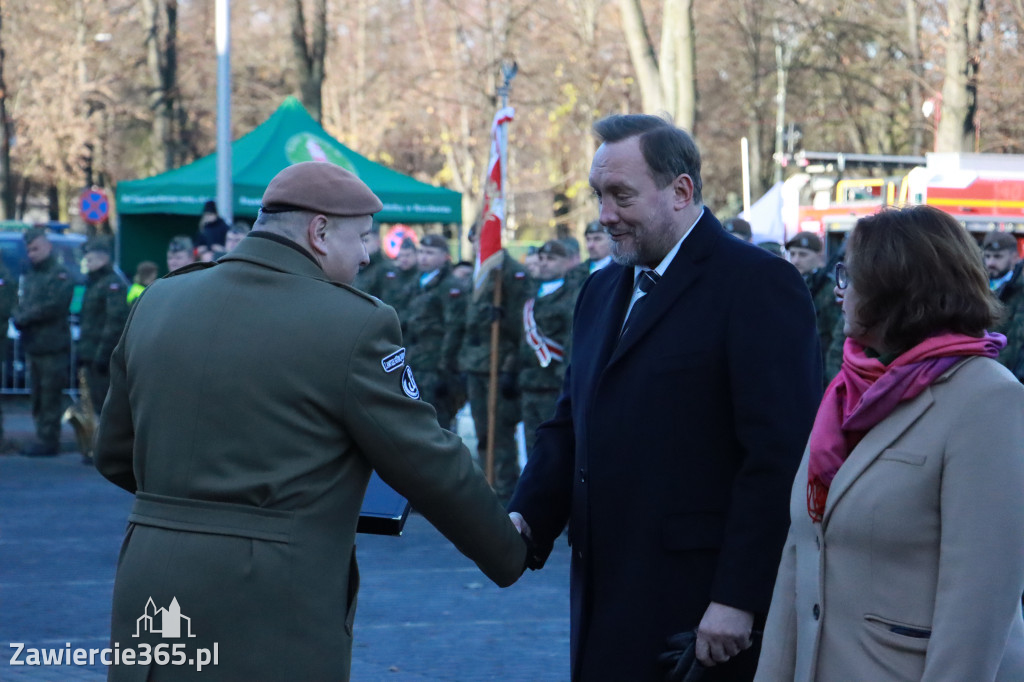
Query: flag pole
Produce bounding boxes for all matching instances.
[485,61,517,487]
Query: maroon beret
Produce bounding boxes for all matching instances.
[261,162,383,217]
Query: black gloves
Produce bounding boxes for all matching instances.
[657,631,705,682]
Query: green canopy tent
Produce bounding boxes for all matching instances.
[115,96,461,275]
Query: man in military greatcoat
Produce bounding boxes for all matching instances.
[94,162,526,681]
[14,228,74,456]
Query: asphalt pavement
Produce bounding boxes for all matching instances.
[0,398,571,681]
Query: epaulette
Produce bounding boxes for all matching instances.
[163,261,218,279]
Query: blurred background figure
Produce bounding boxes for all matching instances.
[166,235,196,274]
[13,228,74,457]
[981,231,1024,381]
[353,222,386,297]
[378,237,418,319]
[224,221,251,254]
[0,255,16,451]
[569,221,613,286]
[519,240,576,461]
[127,261,159,306]
[452,260,474,281]
[757,206,1024,682]
[723,217,753,242]
[78,239,129,416]
[523,245,541,279]
[786,231,841,388]
[195,200,230,259]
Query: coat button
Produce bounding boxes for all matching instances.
[576,549,583,560]
[579,468,586,483]
[813,604,820,620]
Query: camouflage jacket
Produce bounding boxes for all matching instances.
[79,264,129,367]
[13,254,74,354]
[352,251,390,299]
[377,266,418,319]
[0,261,16,333]
[518,278,577,391]
[402,265,467,374]
[458,251,532,374]
[994,261,1024,381]
[806,268,841,378]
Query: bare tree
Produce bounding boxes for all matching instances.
[937,0,984,152]
[289,0,327,122]
[0,8,13,219]
[616,0,697,131]
[141,0,180,172]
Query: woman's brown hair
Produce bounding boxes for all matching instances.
[845,205,1001,354]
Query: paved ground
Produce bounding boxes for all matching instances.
[0,398,571,680]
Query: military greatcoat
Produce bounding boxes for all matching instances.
[95,235,525,681]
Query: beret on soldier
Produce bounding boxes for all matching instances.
[584,220,605,235]
[723,217,753,240]
[261,162,383,217]
[982,231,1017,252]
[785,231,823,253]
[538,239,569,258]
[419,234,448,250]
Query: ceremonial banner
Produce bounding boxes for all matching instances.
[474,107,515,290]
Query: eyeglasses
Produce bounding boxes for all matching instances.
[834,262,848,290]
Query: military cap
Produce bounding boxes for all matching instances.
[982,231,1018,252]
[757,241,784,257]
[260,162,383,217]
[538,240,569,258]
[723,218,753,240]
[23,227,48,244]
[419,234,448,250]
[399,237,418,251]
[559,237,581,255]
[785,231,823,253]
[84,238,112,255]
[584,220,605,235]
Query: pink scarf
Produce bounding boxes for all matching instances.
[807,331,1005,522]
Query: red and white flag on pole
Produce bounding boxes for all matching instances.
[474,106,514,290]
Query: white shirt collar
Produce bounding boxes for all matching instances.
[590,255,612,273]
[632,207,704,285]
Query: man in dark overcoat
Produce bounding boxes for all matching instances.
[508,115,822,681]
[95,162,526,681]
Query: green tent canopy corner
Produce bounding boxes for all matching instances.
[115,96,461,275]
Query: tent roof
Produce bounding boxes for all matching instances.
[116,97,461,223]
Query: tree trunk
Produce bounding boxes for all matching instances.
[142,0,179,172]
[289,0,327,123]
[0,10,13,220]
[937,0,983,152]
[616,0,665,114]
[905,0,925,154]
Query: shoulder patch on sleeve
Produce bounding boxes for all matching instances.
[514,271,526,279]
[402,366,420,399]
[448,288,462,298]
[381,347,406,373]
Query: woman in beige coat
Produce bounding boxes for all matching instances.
[756,206,1024,682]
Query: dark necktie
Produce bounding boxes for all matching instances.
[620,269,661,339]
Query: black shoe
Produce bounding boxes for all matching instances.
[22,442,59,457]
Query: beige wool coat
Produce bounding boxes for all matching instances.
[95,235,525,681]
[755,356,1024,682]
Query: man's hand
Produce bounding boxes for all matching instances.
[695,602,754,667]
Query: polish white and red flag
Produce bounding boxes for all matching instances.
[474,106,514,290]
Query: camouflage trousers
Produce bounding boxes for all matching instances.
[83,362,110,416]
[466,372,520,503]
[28,352,69,448]
[520,389,560,461]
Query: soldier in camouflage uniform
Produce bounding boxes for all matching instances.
[982,232,1024,381]
[460,228,532,503]
[0,259,16,448]
[402,234,466,429]
[376,237,418,321]
[352,223,388,297]
[519,240,577,459]
[78,239,129,412]
[786,231,841,387]
[567,220,613,288]
[13,229,74,456]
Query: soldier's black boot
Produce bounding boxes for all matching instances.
[22,441,59,457]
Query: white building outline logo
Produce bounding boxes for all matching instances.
[133,597,196,639]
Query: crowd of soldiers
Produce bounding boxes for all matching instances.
[350,217,1024,505]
